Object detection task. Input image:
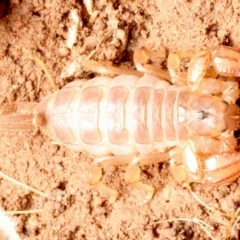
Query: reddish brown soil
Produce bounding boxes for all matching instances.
[0,0,239,239]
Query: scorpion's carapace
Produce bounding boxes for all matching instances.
[1,46,240,203]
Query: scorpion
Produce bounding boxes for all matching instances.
[1,45,240,204]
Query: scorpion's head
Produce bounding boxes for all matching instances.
[180,92,240,139]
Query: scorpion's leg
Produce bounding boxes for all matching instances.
[133,48,171,82]
[187,46,240,103]
[167,50,195,86]
[170,135,240,184]
[88,151,170,203]
[87,163,119,204]
[83,48,168,78]
[82,59,142,76]
[192,77,239,104]
[88,155,135,203]
[124,152,170,202]
[133,48,195,86]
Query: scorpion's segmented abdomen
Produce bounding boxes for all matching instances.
[49,75,184,156]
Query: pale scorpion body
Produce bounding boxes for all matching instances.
[2,46,240,203]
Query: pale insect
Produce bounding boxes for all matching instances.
[1,46,240,203]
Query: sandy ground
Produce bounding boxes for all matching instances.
[0,0,240,239]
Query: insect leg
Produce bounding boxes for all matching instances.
[82,59,142,76]
[124,152,170,202]
[133,48,171,81]
[89,152,170,203]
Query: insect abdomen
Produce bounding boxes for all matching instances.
[39,75,184,156]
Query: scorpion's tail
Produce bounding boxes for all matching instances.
[0,103,38,131]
